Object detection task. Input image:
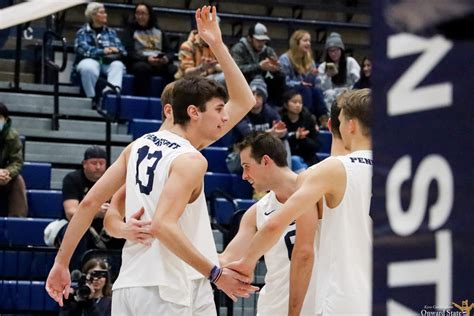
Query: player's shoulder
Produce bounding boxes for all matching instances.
[172,152,207,172]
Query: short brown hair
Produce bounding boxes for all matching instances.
[237,132,288,167]
[341,88,372,136]
[160,82,175,121]
[330,91,349,139]
[171,77,228,125]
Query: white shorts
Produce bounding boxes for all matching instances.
[111,278,217,316]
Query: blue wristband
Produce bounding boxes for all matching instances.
[208,265,222,283]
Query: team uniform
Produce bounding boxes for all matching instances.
[112,130,219,316]
[256,191,320,316]
[315,150,373,315]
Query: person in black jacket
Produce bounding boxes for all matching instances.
[281,90,319,167]
[59,258,112,316]
[123,3,176,95]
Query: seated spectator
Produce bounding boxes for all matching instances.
[123,3,177,95]
[231,23,285,107]
[73,2,126,107]
[318,32,360,108]
[280,90,319,168]
[279,30,328,125]
[227,78,289,173]
[58,146,123,269]
[174,26,225,84]
[353,56,372,89]
[59,258,112,316]
[0,102,28,217]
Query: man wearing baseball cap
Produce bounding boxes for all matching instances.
[57,146,120,269]
[231,22,285,107]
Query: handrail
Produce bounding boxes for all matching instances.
[42,30,67,131]
[95,78,121,167]
[102,2,370,30]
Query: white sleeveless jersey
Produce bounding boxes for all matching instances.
[112,130,218,307]
[256,191,320,316]
[314,150,373,315]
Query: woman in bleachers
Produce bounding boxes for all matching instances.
[318,32,361,108]
[353,56,372,89]
[279,30,328,126]
[123,3,177,96]
[74,2,126,107]
[59,258,112,316]
[280,89,319,169]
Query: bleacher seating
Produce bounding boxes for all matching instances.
[0,249,55,279]
[318,130,332,154]
[213,197,255,225]
[0,280,58,312]
[204,172,253,199]
[121,74,165,98]
[21,162,51,190]
[27,190,63,219]
[129,118,162,140]
[0,218,53,247]
[104,95,162,121]
[202,147,229,173]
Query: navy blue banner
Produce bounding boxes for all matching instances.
[372,1,474,315]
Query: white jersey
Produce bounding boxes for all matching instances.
[315,150,373,315]
[256,191,319,316]
[113,130,218,307]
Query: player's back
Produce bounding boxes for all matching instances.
[113,130,218,306]
[315,150,373,315]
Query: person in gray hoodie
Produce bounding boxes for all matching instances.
[231,23,285,107]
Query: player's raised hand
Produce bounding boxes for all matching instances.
[195,6,222,48]
[45,262,71,306]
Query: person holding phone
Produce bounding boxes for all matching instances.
[175,24,225,85]
[317,32,360,108]
[123,3,177,95]
[279,30,328,127]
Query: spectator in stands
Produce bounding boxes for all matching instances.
[280,90,319,168]
[318,32,360,108]
[353,56,372,89]
[58,146,122,269]
[123,3,177,96]
[74,2,126,107]
[174,21,225,84]
[227,78,289,173]
[59,258,112,316]
[279,30,328,126]
[0,102,28,217]
[231,22,286,106]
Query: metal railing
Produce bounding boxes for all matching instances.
[42,30,67,131]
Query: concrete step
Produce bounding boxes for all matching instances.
[19,128,132,143]
[25,141,125,165]
[0,71,34,83]
[0,82,81,95]
[1,92,91,109]
[11,116,129,135]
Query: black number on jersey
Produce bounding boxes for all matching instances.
[284,229,296,260]
[135,145,162,195]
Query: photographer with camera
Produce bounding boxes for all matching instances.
[60,258,112,316]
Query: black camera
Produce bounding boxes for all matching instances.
[71,270,91,301]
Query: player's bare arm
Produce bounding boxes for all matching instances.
[226,158,346,277]
[219,205,257,266]
[150,152,258,301]
[45,143,133,305]
[103,184,152,245]
[288,203,318,316]
[195,6,255,141]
